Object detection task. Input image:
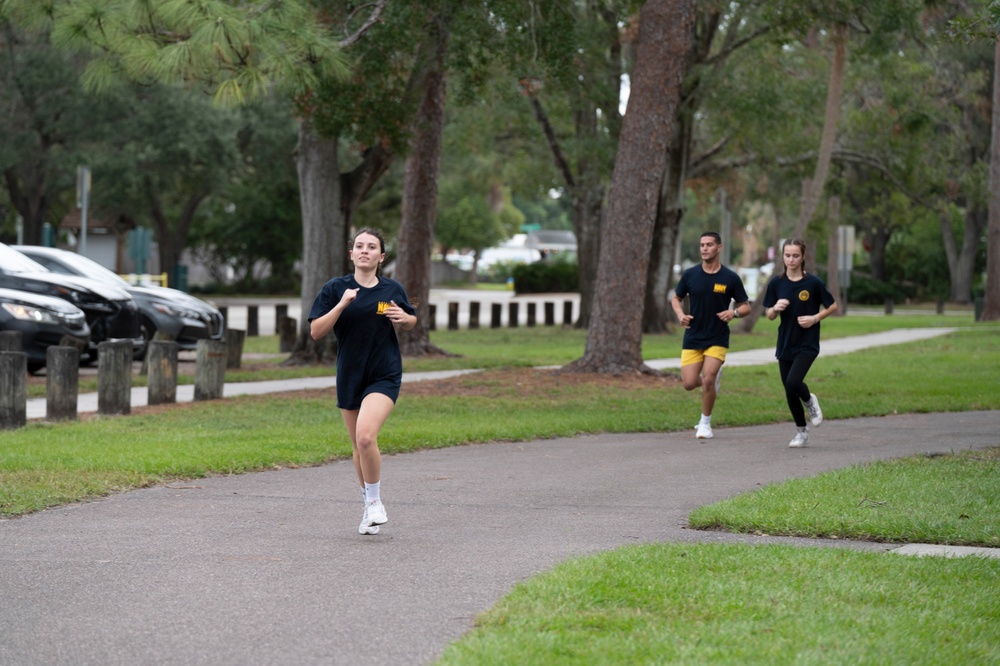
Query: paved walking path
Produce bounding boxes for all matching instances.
[5,327,998,666]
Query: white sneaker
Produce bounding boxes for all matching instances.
[806,393,823,427]
[359,506,379,535]
[696,423,714,439]
[788,429,809,448]
[714,367,723,395]
[366,499,388,526]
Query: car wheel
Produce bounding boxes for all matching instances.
[134,315,157,361]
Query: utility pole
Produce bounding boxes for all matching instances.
[77,166,91,256]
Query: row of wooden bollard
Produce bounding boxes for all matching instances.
[216,304,297,352]
[0,329,247,430]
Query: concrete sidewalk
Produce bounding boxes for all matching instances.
[25,327,958,419]
[2,410,997,665]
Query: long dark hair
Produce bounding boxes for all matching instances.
[781,238,807,278]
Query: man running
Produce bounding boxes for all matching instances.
[671,231,750,440]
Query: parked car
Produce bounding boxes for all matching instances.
[15,245,225,358]
[0,242,139,364]
[0,288,92,373]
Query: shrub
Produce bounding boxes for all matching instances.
[512,260,579,294]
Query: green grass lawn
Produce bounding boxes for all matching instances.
[4,315,999,664]
[438,543,1000,665]
[689,447,1000,547]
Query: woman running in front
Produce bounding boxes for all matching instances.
[308,228,417,534]
[762,238,837,448]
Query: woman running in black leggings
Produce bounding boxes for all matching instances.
[762,239,838,448]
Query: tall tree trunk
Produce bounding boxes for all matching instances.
[938,204,986,304]
[985,37,1000,321]
[396,17,451,356]
[566,0,695,374]
[867,227,891,283]
[3,162,51,245]
[287,116,343,364]
[791,23,846,241]
[949,206,987,304]
[643,107,691,333]
[145,178,208,288]
[572,186,604,328]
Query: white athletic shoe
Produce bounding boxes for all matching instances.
[788,429,809,448]
[696,423,714,440]
[359,506,379,535]
[366,499,388,526]
[806,393,823,427]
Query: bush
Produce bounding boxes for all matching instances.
[846,272,916,305]
[512,260,579,294]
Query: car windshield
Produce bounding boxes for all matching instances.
[41,250,131,288]
[0,243,51,273]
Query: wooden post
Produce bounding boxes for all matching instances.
[491,303,502,328]
[275,304,288,323]
[563,300,574,325]
[429,304,437,331]
[544,302,555,326]
[527,302,537,327]
[46,346,80,421]
[0,351,27,429]
[225,329,246,369]
[448,302,459,330]
[469,302,480,329]
[508,302,519,328]
[0,330,22,352]
[247,305,259,336]
[98,340,132,416]
[140,331,175,376]
[218,306,228,328]
[194,339,226,401]
[147,340,179,405]
[278,317,297,353]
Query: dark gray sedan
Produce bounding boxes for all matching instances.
[0,287,91,373]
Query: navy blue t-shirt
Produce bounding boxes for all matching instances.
[762,273,836,361]
[674,264,749,350]
[308,275,415,409]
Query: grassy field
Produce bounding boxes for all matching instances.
[4,314,999,664]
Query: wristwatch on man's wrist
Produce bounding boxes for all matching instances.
[732,308,739,319]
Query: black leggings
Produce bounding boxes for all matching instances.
[778,352,817,428]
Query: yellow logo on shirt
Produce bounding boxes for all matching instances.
[798,290,810,302]
[376,301,390,315]
[713,284,727,294]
